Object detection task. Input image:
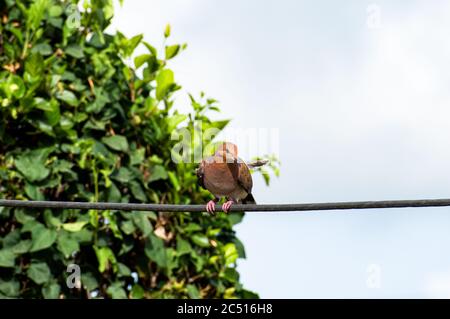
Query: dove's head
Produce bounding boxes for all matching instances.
[215,142,238,157]
[213,142,238,163]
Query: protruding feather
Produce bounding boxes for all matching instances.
[247,159,269,169]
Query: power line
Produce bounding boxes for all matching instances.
[1,198,450,212]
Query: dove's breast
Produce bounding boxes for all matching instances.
[203,161,239,197]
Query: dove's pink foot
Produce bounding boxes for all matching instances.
[206,200,216,214]
[222,200,235,213]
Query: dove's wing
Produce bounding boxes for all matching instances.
[237,159,253,194]
[196,160,205,188]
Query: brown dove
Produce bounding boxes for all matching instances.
[196,142,266,214]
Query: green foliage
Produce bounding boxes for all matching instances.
[0,0,275,298]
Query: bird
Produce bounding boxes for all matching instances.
[196,142,268,214]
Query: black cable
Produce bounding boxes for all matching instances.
[1,198,450,212]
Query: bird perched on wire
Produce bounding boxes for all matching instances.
[196,142,268,214]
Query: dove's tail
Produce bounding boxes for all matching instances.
[242,193,256,204]
[247,159,269,169]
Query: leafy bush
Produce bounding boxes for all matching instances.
[0,0,274,298]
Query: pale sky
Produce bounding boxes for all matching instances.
[110,0,450,298]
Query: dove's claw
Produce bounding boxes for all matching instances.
[206,200,216,215]
[222,200,234,213]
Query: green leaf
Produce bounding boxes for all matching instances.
[120,220,135,235]
[44,210,63,228]
[107,282,127,299]
[112,167,133,183]
[209,120,230,131]
[176,237,192,255]
[65,44,84,58]
[24,182,45,200]
[145,235,166,268]
[12,240,32,255]
[132,213,153,237]
[222,243,239,265]
[34,98,52,111]
[261,169,270,186]
[62,221,87,232]
[119,33,143,57]
[31,43,52,56]
[228,212,244,226]
[117,263,131,277]
[71,229,93,244]
[0,279,20,297]
[119,238,134,256]
[81,272,99,292]
[43,99,61,126]
[27,0,50,31]
[0,250,15,268]
[191,234,210,248]
[164,24,171,38]
[102,135,129,152]
[131,284,144,299]
[24,53,44,82]
[148,165,168,182]
[94,246,117,273]
[57,232,80,258]
[134,54,151,69]
[15,155,50,182]
[48,5,63,17]
[221,267,239,283]
[48,16,63,28]
[233,238,246,259]
[166,113,187,131]
[143,41,157,55]
[55,90,78,106]
[190,250,205,272]
[165,44,180,60]
[104,211,122,240]
[167,171,181,191]
[30,228,57,252]
[15,208,36,224]
[184,223,202,233]
[42,282,60,299]
[156,69,174,100]
[129,148,145,166]
[21,221,45,235]
[27,262,51,284]
[107,182,121,202]
[2,229,20,248]
[4,75,26,98]
[127,34,143,55]
[186,284,200,299]
[129,181,147,202]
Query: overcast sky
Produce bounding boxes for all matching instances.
[110,0,450,298]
